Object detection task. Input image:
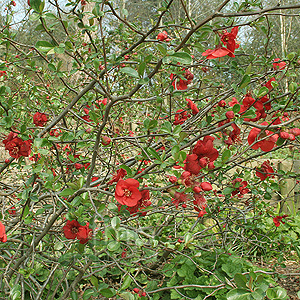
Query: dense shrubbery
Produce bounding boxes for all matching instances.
[0,0,300,299]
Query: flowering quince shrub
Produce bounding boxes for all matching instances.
[0,0,300,299]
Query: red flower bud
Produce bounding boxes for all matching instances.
[290,128,300,136]
[225,111,235,119]
[101,136,111,146]
[193,186,202,193]
[200,182,212,191]
[169,176,178,184]
[280,132,289,139]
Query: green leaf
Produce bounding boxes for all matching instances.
[227,289,251,300]
[120,67,139,78]
[119,292,135,300]
[59,188,74,196]
[239,75,251,89]
[171,145,179,159]
[241,108,256,119]
[138,61,146,76]
[161,121,172,133]
[233,104,241,114]
[111,216,121,229]
[83,289,95,300]
[147,147,161,161]
[257,86,269,97]
[289,82,297,93]
[105,227,117,240]
[222,149,231,162]
[70,291,78,300]
[36,41,55,52]
[107,241,120,252]
[223,187,234,195]
[120,275,132,290]
[157,44,167,55]
[29,0,43,13]
[44,12,57,19]
[184,232,193,245]
[90,276,99,289]
[99,288,116,298]
[169,52,192,65]
[234,273,247,289]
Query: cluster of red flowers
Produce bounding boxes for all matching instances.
[231,178,250,198]
[33,112,48,127]
[256,160,274,181]
[115,178,151,215]
[184,136,219,175]
[173,109,190,125]
[273,215,288,227]
[272,58,286,70]
[170,69,194,90]
[248,122,278,152]
[169,172,212,217]
[202,27,239,59]
[0,221,7,243]
[238,93,271,122]
[156,31,171,42]
[3,132,32,159]
[173,99,199,125]
[63,220,93,244]
[108,168,127,185]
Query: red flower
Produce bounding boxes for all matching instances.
[3,132,32,159]
[184,136,219,175]
[124,188,151,215]
[172,192,188,208]
[221,26,239,53]
[192,136,219,162]
[229,97,239,107]
[218,100,226,107]
[231,178,249,198]
[77,222,93,244]
[115,179,142,207]
[0,221,7,243]
[248,122,278,152]
[256,160,274,181]
[202,46,233,59]
[63,220,81,240]
[74,163,84,170]
[186,98,199,115]
[33,112,48,127]
[157,31,171,42]
[264,77,276,90]
[174,109,190,125]
[170,69,194,90]
[273,215,288,227]
[225,123,241,146]
[184,154,202,175]
[63,220,92,244]
[108,168,127,185]
[272,58,286,70]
